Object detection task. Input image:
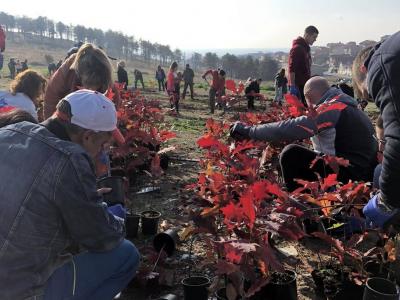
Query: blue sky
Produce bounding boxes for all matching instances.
[1,0,399,50]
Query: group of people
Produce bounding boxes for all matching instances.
[1,19,400,299]
[0,43,140,299]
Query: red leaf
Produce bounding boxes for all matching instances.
[225,80,237,94]
[240,194,256,229]
[321,174,338,191]
[159,130,177,142]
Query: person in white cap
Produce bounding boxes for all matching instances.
[0,89,139,300]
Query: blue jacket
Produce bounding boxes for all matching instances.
[366,31,400,208]
[0,121,124,299]
[248,87,377,181]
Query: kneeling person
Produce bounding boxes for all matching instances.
[231,76,377,191]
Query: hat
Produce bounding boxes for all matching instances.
[56,89,125,144]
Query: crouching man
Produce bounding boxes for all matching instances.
[230,76,377,191]
[0,89,140,299]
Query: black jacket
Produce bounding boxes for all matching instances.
[249,87,377,182]
[245,80,260,99]
[366,31,400,207]
[117,66,128,87]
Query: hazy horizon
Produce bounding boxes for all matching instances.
[1,0,399,51]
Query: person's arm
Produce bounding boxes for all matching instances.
[54,152,124,252]
[248,115,316,142]
[43,55,76,119]
[202,69,212,78]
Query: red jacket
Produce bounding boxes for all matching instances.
[203,70,225,93]
[288,37,311,87]
[0,26,6,52]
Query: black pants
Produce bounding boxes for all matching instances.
[182,81,194,99]
[158,80,165,91]
[279,144,360,192]
[298,85,307,107]
[135,78,144,89]
[247,96,255,110]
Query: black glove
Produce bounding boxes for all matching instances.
[230,122,252,141]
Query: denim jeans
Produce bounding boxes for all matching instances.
[44,240,140,300]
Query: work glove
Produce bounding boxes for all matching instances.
[107,204,126,220]
[363,194,399,229]
[230,122,252,141]
[289,85,300,97]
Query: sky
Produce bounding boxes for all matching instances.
[1,0,399,51]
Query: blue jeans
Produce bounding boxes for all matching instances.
[44,240,140,300]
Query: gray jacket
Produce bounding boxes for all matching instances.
[249,87,377,177]
[0,122,124,300]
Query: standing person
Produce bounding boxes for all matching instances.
[21,59,28,72]
[274,68,288,105]
[0,89,140,300]
[15,59,22,75]
[245,78,262,110]
[0,25,5,79]
[352,32,400,228]
[8,58,16,79]
[288,25,319,106]
[202,69,226,114]
[155,65,166,92]
[182,63,195,100]
[117,61,128,90]
[0,70,47,120]
[134,69,145,89]
[166,61,180,114]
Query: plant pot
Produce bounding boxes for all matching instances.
[97,176,125,206]
[160,153,170,170]
[181,276,210,300]
[262,270,297,300]
[157,294,178,300]
[125,213,140,238]
[153,229,179,256]
[363,277,399,300]
[141,210,161,235]
[364,260,389,279]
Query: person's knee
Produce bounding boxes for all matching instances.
[279,144,302,164]
[115,240,140,275]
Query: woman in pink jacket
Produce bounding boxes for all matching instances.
[167,61,179,114]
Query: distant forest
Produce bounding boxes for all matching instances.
[0,11,279,80]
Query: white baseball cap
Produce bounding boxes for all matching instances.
[55,89,125,144]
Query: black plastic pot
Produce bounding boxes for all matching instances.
[157,294,178,300]
[125,213,140,238]
[110,168,127,177]
[141,210,161,235]
[181,276,210,300]
[257,270,297,300]
[153,229,179,256]
[262,270,297,300]
[364,260,390,279]
[215,287,227,300]
[97,176,125,206]
[363,277,399,300]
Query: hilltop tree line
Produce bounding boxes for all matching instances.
[0,11,280,80]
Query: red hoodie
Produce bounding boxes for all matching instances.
[0,26,5,52]
[288,37,311,87]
